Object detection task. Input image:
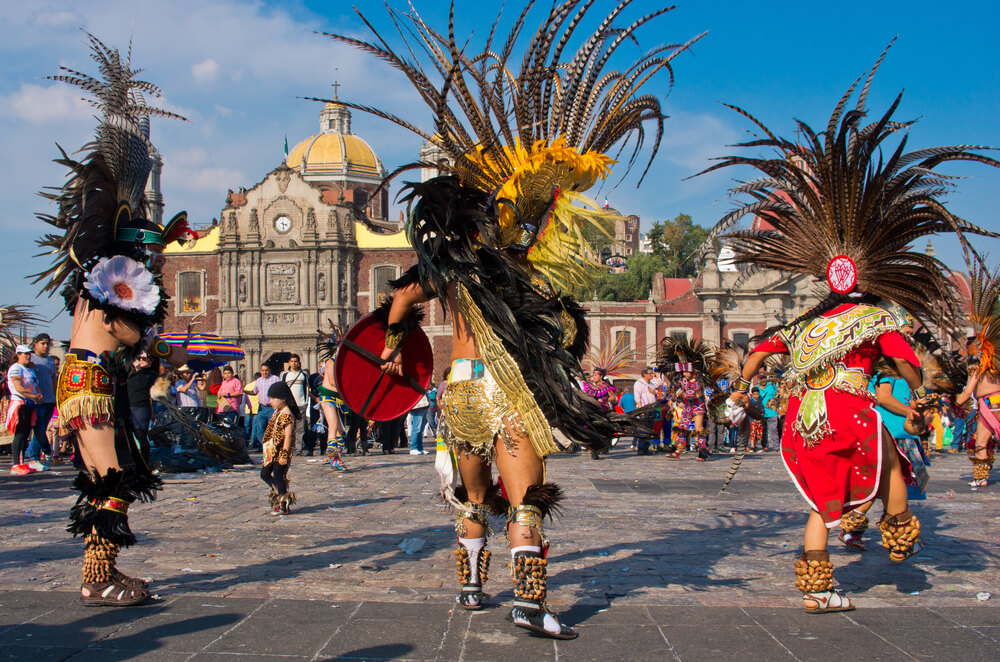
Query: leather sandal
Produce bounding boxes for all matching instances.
[81,580,150,607]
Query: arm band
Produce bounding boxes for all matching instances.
[384,329,404,349]
[734,377,751,393]
[912,385,927,399]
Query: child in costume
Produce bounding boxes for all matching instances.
[701,43,999,613]
[260,381,300,515]
[319,1,701,639]
[36,34,192,606]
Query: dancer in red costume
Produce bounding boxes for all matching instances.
[698,42,999,613]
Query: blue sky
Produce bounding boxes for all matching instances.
[1,0,998,337]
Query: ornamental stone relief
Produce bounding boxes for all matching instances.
[265,312,299,325]
[318,272,327,302]
[265,263,298,304]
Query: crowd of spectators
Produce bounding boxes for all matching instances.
[1,338,977,474]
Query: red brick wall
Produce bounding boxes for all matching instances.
[160,251,219,334]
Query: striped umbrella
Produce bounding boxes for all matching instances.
[156,333,244,369]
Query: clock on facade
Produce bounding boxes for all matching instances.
[274,215,292,233]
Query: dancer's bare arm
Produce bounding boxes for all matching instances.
[379,282,431,376]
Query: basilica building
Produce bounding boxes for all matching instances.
[160,97,836,378]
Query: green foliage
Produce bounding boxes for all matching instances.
[645,214,708,277]
[580,213,707,301]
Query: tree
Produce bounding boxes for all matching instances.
[645,214,707,278]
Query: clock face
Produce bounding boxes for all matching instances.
[274,215,292,233]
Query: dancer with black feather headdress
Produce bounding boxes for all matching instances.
[35,34,193,606]
[321,1,703,639]
[700,43,999,613]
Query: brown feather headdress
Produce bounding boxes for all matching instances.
[696,41,999,340]
[314,1,705,292]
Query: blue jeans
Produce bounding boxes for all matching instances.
[252,406,274,448]
[243,412,254,440]
[408,407,429,451]
[25,402,55,460]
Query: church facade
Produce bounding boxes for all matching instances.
[160,98,824,379]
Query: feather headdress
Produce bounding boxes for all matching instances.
[34,33,188,329]
[657,335,715,389]
[587,333,634,378]
[968,261,1000,376]
[696,41,999,339]
[315,1,704,292]
[317,319,346,363]
[0,306,46,350]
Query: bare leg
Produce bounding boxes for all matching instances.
[495,427,576,638]
[493,430,544,548]
[878,433,908,516]
[456,452,491,538]
[803,510,829,551]
[76,424,120,474]
[321,401,346,469]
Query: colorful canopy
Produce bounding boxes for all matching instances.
[157,333,244,369]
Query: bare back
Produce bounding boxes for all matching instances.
[446,282,479,361]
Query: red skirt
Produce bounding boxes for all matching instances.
[781,390,912,528]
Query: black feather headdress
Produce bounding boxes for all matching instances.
[34,33,188,331]
[696,41,999,340]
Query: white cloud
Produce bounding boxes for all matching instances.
[0,82,92,123]
[192,58,219,82]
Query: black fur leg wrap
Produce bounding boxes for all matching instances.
[68,467,162,547]
[516,483,564,521]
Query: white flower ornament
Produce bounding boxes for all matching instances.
[84,255,160,315]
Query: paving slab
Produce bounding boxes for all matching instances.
[0,447,997,659]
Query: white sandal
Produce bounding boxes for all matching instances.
[803,589,855,614]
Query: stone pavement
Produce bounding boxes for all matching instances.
[0,447,997,660]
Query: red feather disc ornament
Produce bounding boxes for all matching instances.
[826,255,858,294]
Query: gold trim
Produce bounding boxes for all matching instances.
[457,284,559,458]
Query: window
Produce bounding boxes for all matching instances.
[372,265,398,309]
[671,330,688,340]
[178,271,203,314]
[733,332,750,349]
[614,329,632,350]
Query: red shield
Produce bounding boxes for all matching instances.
[335,314,434,421]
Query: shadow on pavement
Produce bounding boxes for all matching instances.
[318,643,415,661]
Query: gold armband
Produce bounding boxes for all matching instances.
[734,377,751,393]
[384,329,404,349]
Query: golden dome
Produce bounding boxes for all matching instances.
[287,133,384,180]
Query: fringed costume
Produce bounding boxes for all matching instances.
[698,42,999,612]
[658,337,714,459]
[34,34,192,606]
[966,264,1000,487]
[319,1,701,639]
